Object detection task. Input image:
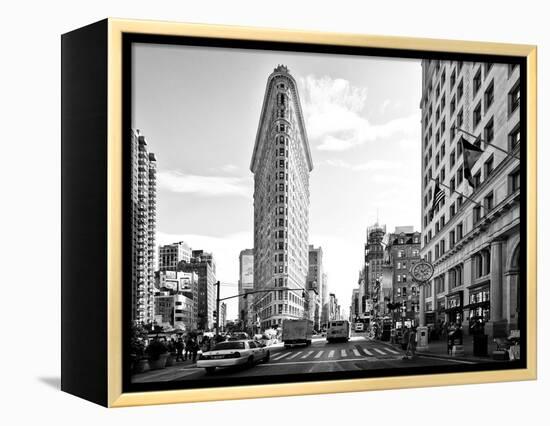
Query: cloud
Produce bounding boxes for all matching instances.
[380,99,391,114]
[157,170,251,197]
[299,75,420,151]
[220,164,239,173]
[324,159,401,171]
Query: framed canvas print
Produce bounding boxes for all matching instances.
[61,18,537,407]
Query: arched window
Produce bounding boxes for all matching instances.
[456,263,463,286]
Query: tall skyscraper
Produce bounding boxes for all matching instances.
[250,65,313,330]
[238,249,254,327]
[158,241,191,272]
[419,60,520,338]
[130,130,157,325]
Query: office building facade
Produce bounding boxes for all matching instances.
[250,65,313,330]
[238,249,255,327]
[158,241,191,272]
[385,227,421,325]
[178,250,216,331]
[419,59,521,338]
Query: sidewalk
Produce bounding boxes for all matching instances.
[378,335,500,363]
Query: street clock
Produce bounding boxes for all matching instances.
[410,260,434,283]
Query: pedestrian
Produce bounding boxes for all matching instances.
[175,338,185,362]
[184,336,192,360]
[447,323,456,355]
[405,326,417,359]
[401,326,410,351]
[191,337,199,363]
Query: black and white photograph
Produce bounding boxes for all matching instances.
[124,38,525,390]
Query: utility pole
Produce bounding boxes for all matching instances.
[215,280,220,337]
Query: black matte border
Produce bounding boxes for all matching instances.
[122,32,528,394]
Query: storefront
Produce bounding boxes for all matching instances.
[445,290,464,325]
[465,285,490,326]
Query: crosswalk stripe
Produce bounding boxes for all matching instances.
[314,351,324,359]
[385,348,400,354]
[301,351,314,359]
[341,350,347,357]
[373,348,386,355]
[352,349,361,356]
[362,348,373,356]
[328,350,335,358]
[273,352,290,361]
[287,351,302,360]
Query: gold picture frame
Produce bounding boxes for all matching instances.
[61,18,537,407]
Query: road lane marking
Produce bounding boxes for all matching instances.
[287,351,302,360]
[272,352,290,361]
[301,351,314,359]
[385,348,400,354]
[328,350,335,358]
[257,358,369,366]
[341,350,347,357]
[352,349,361,356]
[362,348,373,356]
[314,351,324,359]
[374,348,387,355]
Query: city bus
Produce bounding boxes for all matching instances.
[326,320,351,343]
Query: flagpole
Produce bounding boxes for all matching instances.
[453,126,520,160]
[429,177,483,209]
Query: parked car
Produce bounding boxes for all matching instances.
[197,340,270,373]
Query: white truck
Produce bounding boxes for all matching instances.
[282,319,313,347]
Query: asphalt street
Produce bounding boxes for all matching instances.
[133,332,474,383]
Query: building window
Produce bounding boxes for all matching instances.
[450,202,456,218]
[473,171,482,188]
[450,177,456,193]
[484,155,494,179]
[509,83,520,114]
[484,81,494,110]
[457,222,463,240]
[450,69,456,87]
[484,62,493,76]
[457,166,463,185]
[509,125,520,151]
[457,79,464,99]
[473,68,482,95]
[473,102,482,128]
[484,191,494,211]
[484,118,494,143]
[450,149,456,167]
[457,109,463,128]
[473,205,482,224]
[509,169,520,193]
[450,96,456,115]
[449,230,456,248]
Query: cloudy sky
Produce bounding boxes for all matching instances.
[132,43,422,320]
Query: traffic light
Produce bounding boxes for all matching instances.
[213,310,217,319]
